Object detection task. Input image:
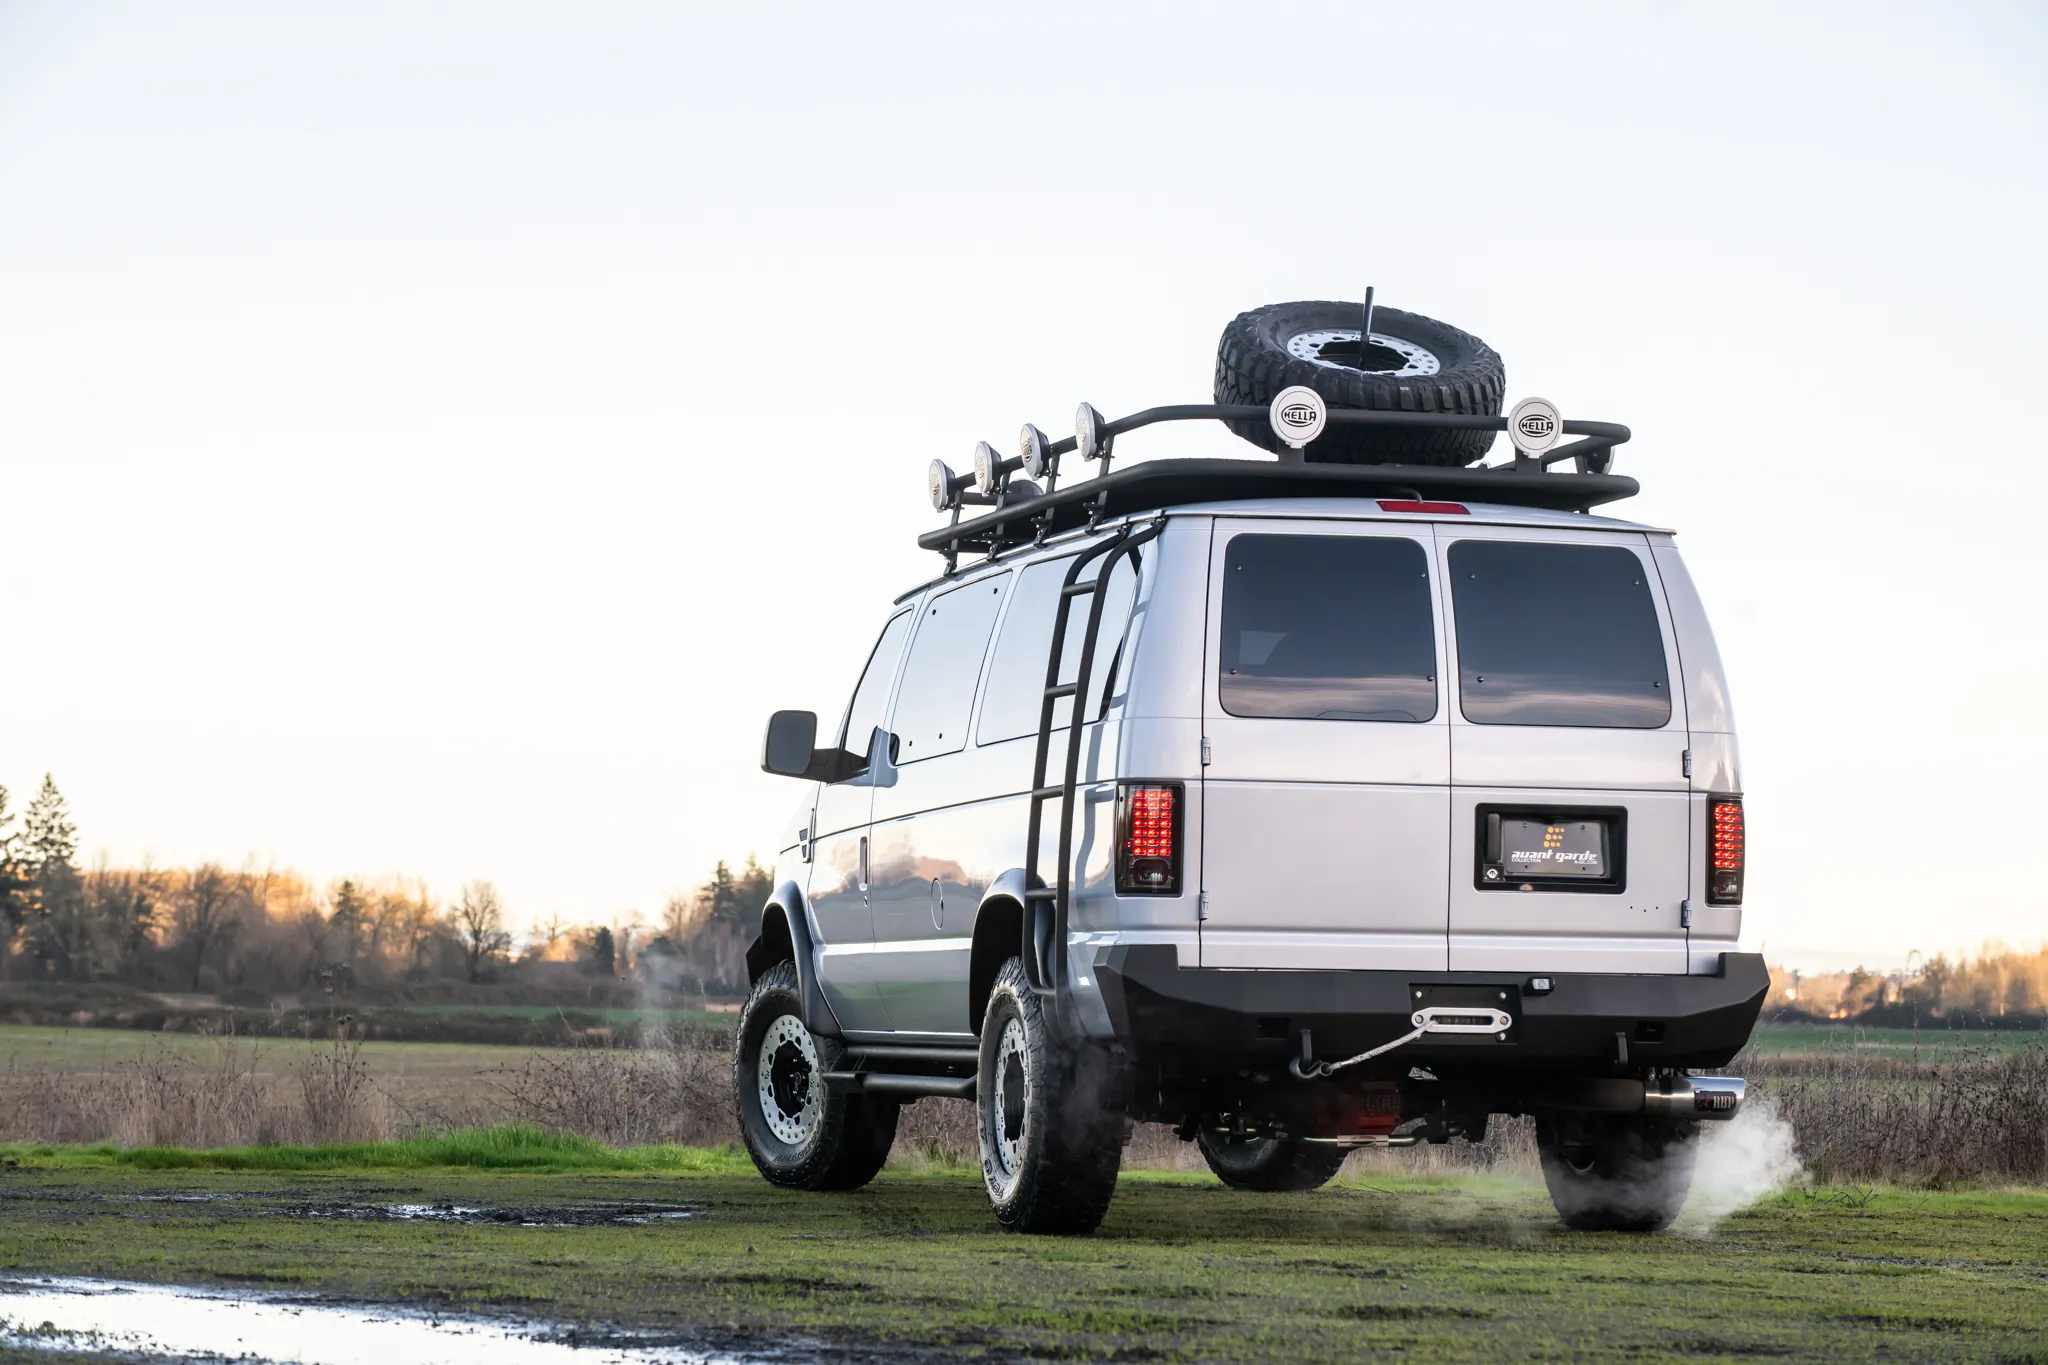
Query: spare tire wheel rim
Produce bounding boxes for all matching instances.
[1285,329,1441,377]
[992,1017,1030,1182]
[758,1013,821,1145]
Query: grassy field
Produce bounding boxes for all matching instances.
[2,1131,2044,1363]
[1749,1022,2048,1059]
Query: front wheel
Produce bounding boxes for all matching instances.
[1197,1129,1349,1192]
[977,958,1126,1235]
[1537,1114,1699,1232]
[733,961,897,1190]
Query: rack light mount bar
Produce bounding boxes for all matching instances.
[920,396,1636,566]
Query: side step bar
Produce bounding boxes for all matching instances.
[823,1071,977,1099]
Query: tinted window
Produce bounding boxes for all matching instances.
[838,610,913,770]
[1219,535,1437,722]
[891,573,1008,762]
[978,553,1137,745]
[1448,540,1672,728]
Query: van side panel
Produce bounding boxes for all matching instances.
[1651,540,1746,973]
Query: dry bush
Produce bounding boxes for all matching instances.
[293,1037,393,1144]
[0,1033,394,1147]
[495,1026,736,1147]
[1744,1044,2048,1185]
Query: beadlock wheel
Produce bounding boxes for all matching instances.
[988,1016,1030,1195]
[756,1012,821,1146]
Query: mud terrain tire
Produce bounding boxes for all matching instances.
[1197,1130,1350,1192]
[734,961,897,1190]
[1215,299,1506,466]
[1537,1114,1699,1231]
[977,957,1126,1234]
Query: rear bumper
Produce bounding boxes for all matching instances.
[1094,946,1768,1072]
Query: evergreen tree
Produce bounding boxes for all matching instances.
[22,774,79,872]
[0,785,27,968]
[20,776,87,977]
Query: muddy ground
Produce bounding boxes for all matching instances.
[3,1162,2045,1363]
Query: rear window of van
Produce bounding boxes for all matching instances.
[1448,540,1671,728]
[1219,534,1437,722]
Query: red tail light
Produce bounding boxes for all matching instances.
[1117,783,1182,895]
[1377,500,1469,515]
[1707,798,1744,905]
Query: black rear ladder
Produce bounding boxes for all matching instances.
[1021,517,1164,1028]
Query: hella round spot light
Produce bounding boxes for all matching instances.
[1020,423,1051,480]
[1508,396,1562,455]
[1075,402,1108,462]
[972,441,1001,496]
[927,459,957,513]
[1268,385,1327,450]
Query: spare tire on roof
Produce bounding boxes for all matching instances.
[1214,300,1506,466]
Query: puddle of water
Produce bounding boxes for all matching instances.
[0,1276,753,1364]
[305,1202,698,1227]
[104,1193,700,1228]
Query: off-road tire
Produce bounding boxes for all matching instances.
[733,961,897,1191]
[1196,1130,1350,1192]
[976,957,1126,1234]
[1536,1114,1699,1232]
[1215,299,1506,466]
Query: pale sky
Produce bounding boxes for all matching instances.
[1,2,2042,966]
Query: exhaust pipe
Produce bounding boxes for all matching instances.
[1643,1074,1745,1122]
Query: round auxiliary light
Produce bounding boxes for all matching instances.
[972,440,1001,496]
[1268,385,1327,451]
[1020,423,1052,481]
[1075,402,1108,462]
[927,459,957,513]
[1508,396,1562,455]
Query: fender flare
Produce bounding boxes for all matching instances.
[744,880,843,1039]
[966,869,1035,1034]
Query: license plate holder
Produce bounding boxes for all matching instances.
[1477,806,1627,892]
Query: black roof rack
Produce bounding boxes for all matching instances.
[918,403,1636,563]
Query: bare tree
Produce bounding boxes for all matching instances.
[449,880,510,982]
[173,863,243,992]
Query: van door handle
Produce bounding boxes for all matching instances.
[858,836,869,898]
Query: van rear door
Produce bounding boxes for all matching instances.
[1438,527,1691,975]
[1197,519,1451,971]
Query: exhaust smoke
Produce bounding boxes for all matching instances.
[1676,1094,1804,1233]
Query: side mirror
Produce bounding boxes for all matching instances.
[761,710,820,778]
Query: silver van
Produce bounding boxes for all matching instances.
[740,369,1762,1236]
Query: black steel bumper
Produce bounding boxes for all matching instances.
[1095,946,1769,1073]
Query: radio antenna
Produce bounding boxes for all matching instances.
[1360,285,1375,368]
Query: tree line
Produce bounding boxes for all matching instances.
[0,775,768,1000]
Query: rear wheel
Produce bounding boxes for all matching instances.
[1197,1129,1349,1192]
[1537,1114,1698,1231]
[733,961,897,1190]
[977,958,1126,1234]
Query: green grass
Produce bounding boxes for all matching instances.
[1,1124,753,1174]
[1748,1023,2048,1059]
[2,1140,2043,1363]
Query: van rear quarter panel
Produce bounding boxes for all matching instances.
[1652,539,1746,970]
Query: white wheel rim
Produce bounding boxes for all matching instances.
[1285,328,1440,377]
[756,1013,821,1146]
[989,1017,1029,1187]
